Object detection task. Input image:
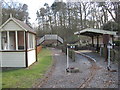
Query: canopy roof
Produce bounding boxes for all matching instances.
[74,28,117,37]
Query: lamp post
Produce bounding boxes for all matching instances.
[66,44,76,69]
[67,45,69,69]
[107,41,113,71]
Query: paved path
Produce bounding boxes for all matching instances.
[41,49,118,88]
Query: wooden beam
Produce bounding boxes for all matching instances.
[25,31,28,67]
[35,35,37,62]
[96,36,99,52]
[103,34,109,62]
[91,36,94,47]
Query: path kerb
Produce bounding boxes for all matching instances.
[75,51,96,63]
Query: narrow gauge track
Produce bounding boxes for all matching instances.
[35,50,100,88]
[78,60,98,88]
[77,52,100,88]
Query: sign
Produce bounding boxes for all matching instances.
[67,44,76,49]
[107,46,112,49]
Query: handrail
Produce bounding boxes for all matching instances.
[38,35,64,44]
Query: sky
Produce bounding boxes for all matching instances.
[3,0,117,27]
[4,0,65,26]
[13,0,55,26]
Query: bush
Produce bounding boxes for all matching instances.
[113,40,120,46]
[69,49,75,62]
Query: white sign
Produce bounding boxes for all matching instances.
[107,46,112,49]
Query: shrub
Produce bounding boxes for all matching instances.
[113,40,120,46]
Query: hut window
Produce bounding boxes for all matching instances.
[1,31,7,50]
[18,31,24,50]
[9,31,15,50]
[29,33,34,49]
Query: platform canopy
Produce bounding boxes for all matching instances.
[74,28,117,37]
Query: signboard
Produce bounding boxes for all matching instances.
[67,44,77,49]
[107,46,112,49]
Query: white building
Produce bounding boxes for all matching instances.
[0,16,37,67]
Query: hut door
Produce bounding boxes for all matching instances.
[9,31,15,50]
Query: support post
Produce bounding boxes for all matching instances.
[57,35,58,46]
[7,31,10,50]
[107,47,111,69]
[25,32,28,67]
[91,36,94,47]
[15,31,18,50]
[35,35,37,62]
[96,36,99,52]
[103,34,110,62]
[67,46,69,69]
[0,32,1,50]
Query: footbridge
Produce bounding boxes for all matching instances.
[37,34,64,45]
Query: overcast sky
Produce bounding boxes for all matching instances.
[3,0,68,27]
[4,0,62,26]
[4,0,115,27]
[15,0,55,26]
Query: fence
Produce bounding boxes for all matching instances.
[68,49,75,62]
[101,47,120,63]
[37,46,42,54]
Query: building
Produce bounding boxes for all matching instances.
[74,28,117,48]
[0,16,37,67]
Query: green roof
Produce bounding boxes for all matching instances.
[74,28,117,36]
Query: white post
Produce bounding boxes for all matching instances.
[67,46,69,68]
[107,47,111,68]
[0,32,1,50]
[15,31,18,50]
[7,31,10,50]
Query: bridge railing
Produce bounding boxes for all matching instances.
[39,36,45,44]
[38,35,64,44]
[57,36,63,43]
[45,35,57,40]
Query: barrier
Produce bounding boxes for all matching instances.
[37,46,42,54]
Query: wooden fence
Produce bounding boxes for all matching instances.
[37,46,42,54]
[101,47,120,62]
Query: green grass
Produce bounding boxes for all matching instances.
[2,48,53,88]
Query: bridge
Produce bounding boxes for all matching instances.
[37,35,64,45]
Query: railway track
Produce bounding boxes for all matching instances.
[76,52,101,88]
[78,61,98,88]
[34,50,101,88]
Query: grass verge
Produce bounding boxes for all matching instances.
[2,48,53,88]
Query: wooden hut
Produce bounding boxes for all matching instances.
[0,16,37,67]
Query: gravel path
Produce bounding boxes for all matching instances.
[41,48,92,88]
[41,49,118,88]
[77,50,118,88]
